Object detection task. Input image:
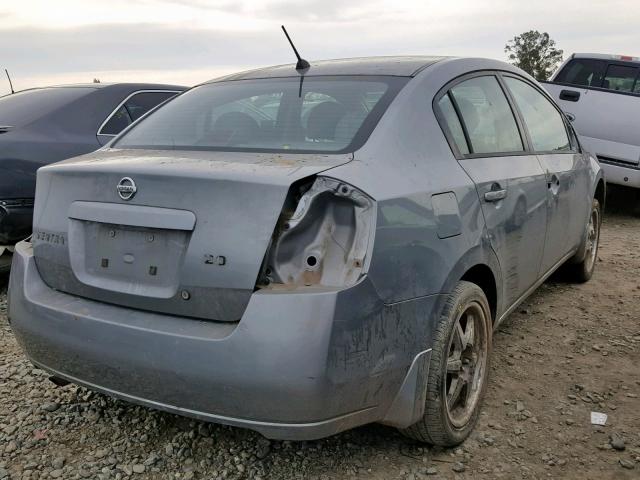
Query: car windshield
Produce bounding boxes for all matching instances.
[115,76,407,154]
[0,87,94,127]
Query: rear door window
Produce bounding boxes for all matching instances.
[100,105,132,135]
[125,91,178,121]
[554,59,606,87]
[448,76,524,155]
[99,91,179,136]
[504,77,571,152]
[437,94,469,155]
[603,64,639,93]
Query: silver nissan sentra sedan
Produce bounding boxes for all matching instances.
[8,56,604,446]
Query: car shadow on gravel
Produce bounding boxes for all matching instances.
[55,388,427,478]
[605,184,640,218]
[544,185,637,286]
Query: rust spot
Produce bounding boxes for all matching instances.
[302,268,322,286]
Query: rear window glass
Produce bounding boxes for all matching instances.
[115,76,407,154]
[437,94,469,155]
[100,105,131,135]
[603,64,639,93]
[0,87,94,127]
[448,76,524,155]
[126,91,178,121]
[99,91,178,135]
[555,59,606,87]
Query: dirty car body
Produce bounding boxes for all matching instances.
[8,57,604,441]
[0,83,185,247]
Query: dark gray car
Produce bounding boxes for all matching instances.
[0,83,185,247]
[8,57,604,446]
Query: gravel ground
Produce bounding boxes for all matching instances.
[1,192,639,480]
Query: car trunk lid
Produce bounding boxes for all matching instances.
[32,148,351,321]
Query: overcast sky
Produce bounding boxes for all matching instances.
[0,0,637,94]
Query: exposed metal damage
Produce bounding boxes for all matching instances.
[259,176,375,289]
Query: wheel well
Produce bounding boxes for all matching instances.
[595,179,605,211]
[461,265,497,323]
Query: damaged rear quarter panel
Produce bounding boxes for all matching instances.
[319,60,503,416]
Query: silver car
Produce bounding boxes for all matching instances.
[8,56,604,446]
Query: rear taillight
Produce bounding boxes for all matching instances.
[258,176,375,289]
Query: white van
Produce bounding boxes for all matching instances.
[543,53,640,188]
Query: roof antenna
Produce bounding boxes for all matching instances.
[5,69,14,94]
[281,25,310,70]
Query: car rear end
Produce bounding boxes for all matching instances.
[8,153,380,439]
[7,73,423,439]
[544,53,640,188]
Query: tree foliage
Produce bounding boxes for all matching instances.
[505,31,563,81]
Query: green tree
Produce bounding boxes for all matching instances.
[505,31,564,81]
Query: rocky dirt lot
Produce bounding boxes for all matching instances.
[1,192,639,480]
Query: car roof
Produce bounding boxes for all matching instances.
[7,83,187,96]
[208,56,448,83]
[571,53,640,64]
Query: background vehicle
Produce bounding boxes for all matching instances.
[0,83,186,254]
[8,57,604,446]
[543,53,640,189]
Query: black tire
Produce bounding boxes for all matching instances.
[400,281,492,446]
[566,198,601,283]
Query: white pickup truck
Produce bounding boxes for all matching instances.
[543,53,640,188]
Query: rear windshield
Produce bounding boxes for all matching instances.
[115,76,407,154]
[555,59,607,87]
[0,87,94,127]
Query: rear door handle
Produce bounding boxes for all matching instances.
[547,174,561,194]
[484,189,507,202]
[560,89,580,102]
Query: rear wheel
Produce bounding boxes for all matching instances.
[401,281,492,446]
[566,198,601,283]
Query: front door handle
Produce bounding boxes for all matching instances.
[560,89,580,102]
[484,188,507,202]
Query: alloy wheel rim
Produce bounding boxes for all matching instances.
[445,302,488,429]
[584,208,599,272]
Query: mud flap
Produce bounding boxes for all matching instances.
[380,349,432,428]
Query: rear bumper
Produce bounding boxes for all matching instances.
[599,160,640,188]
[0,199,33,245]
[8,241,439,440]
